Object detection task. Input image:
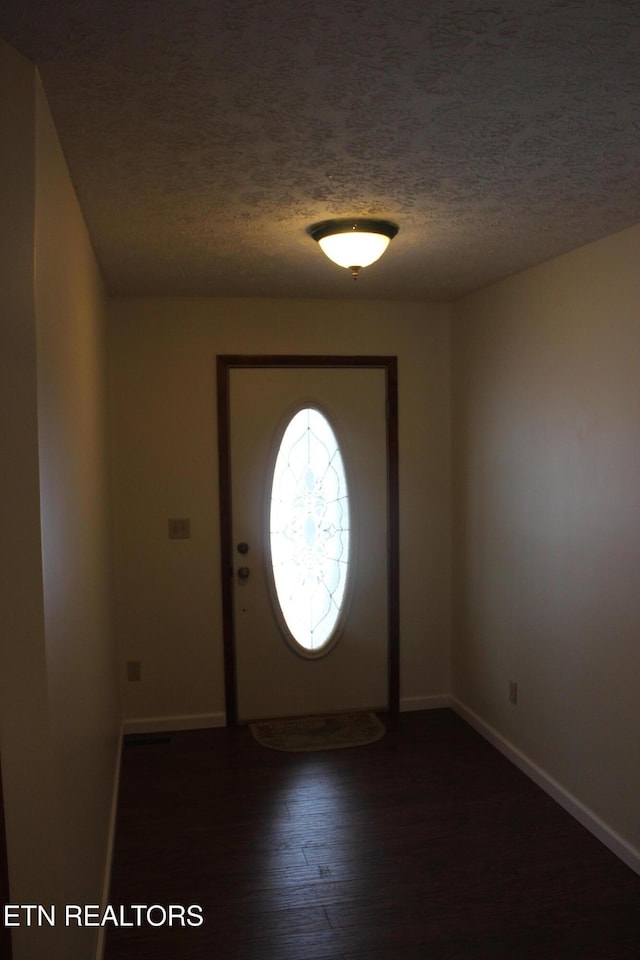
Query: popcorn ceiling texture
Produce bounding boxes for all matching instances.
[2,0,639,300]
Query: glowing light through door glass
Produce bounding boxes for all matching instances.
[269,407,350,652]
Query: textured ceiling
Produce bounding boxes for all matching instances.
[2,0,639,300]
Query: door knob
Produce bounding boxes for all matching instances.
[237,566,250,580]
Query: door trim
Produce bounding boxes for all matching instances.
[216,355,399,726]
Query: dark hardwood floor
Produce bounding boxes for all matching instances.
[105,709,640,959]
[0,766,11,959]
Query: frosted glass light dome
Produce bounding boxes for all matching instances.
[308,219,399,279]
[318,231,390,269]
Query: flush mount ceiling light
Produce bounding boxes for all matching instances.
[307,218,399,280]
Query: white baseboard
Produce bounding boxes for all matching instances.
[400,694,451,712]
[95,724,123,960]
[122,712,226,735]
[451,697,640,877]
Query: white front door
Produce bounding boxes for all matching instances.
[228,365,390,722]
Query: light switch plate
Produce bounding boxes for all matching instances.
[168,518,191,539]
[127,660,142,682]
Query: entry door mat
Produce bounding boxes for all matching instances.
[250,711,385,752]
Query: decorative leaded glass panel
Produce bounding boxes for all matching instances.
[269,407,350,652]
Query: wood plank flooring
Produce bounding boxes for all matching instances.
[0,766,11,959]
[105,709,640,959]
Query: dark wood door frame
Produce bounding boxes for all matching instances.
[216,355,400,726]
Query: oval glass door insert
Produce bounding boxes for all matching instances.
[268,406,350,655]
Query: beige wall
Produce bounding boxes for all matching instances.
[0,41,119,960]
[108,299,452,724]
[451,223,640,855]
[0,37,58,949]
